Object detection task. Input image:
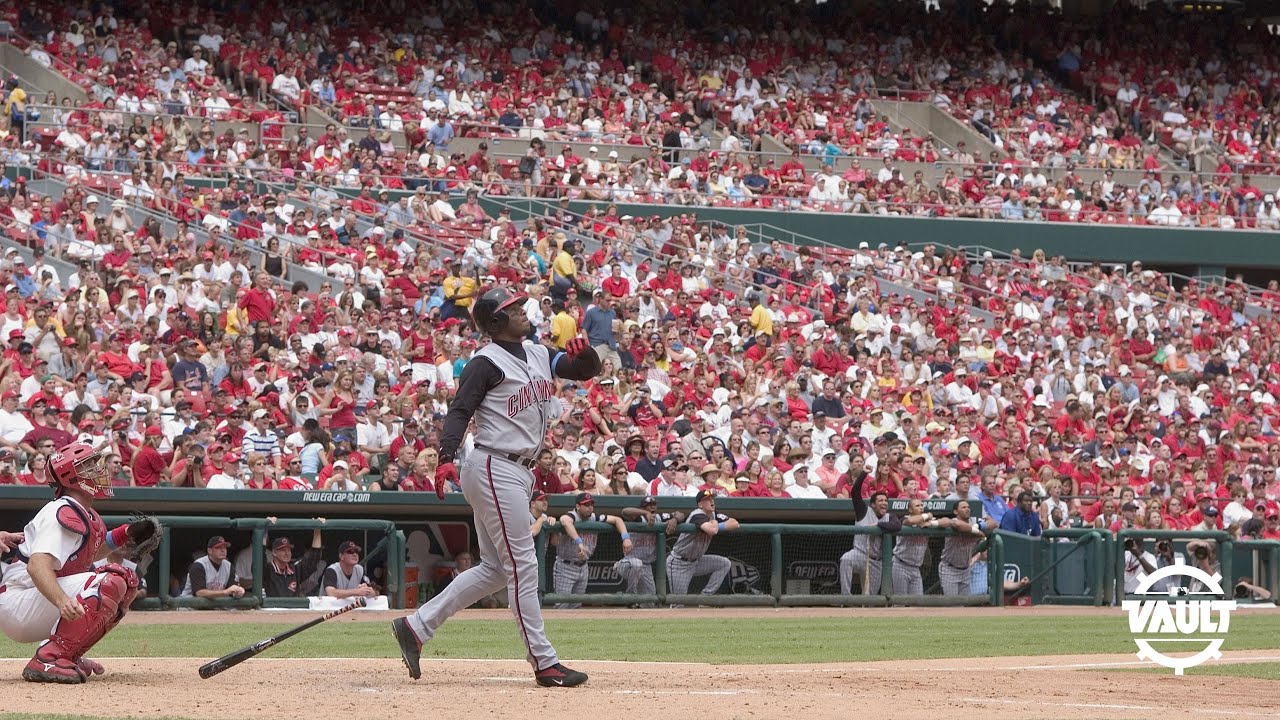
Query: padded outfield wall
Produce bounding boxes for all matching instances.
[483,198,1271,274]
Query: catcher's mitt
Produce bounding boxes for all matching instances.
[123,513,162,560]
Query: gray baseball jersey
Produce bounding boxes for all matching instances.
[670,509,728,562]
[180,555,234,597]
[472,341,555,457]
[629,513,674,563]
[852,509,883,559]
[321,562,369,594]
[893,534,928,567]
[940,533,980,569]
[556,512,609,561]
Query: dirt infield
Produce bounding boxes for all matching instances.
[2,608,1276,720]
[4,651,1279,720]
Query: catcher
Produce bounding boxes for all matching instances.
[0,442,161,683]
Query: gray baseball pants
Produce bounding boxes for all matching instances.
[408,452,557,671]
[838,548,882,595]
[665,554,730,596]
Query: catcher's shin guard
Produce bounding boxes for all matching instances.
[23,564,137,684]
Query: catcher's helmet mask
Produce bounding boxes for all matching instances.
[472,287,528,336]
[49,442,111,499]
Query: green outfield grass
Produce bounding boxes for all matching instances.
[1114,661,1280,681]
[2,614,1280,664]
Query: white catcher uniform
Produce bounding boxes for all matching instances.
[408,339,589,671]
[0,497,108,643]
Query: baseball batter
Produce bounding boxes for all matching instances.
[553,492,632,608]
[839,471,901,595]
[392,287,600,688]
[614,496,683,602]
[0,443,140,683]
[666,489,739,602]
[936,500,989,595]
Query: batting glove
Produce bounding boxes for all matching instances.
[435,462,458,500]
[565,336,589,358]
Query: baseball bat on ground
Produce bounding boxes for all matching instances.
[197,597,367,679]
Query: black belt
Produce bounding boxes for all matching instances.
[476,445,537,469]
[943,562,969,571]
[670,554,691,563]
[561,560,586,567]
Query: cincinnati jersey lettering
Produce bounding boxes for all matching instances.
[473,342,555,457]
[507,379,557,418]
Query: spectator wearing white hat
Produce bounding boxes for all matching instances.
[1146,193,1182,226]
[379,101,404,132]
[944,367,973,406]
[1258,194,1280,231]
[206,452,246,490]
[583,146,602,176]
[323,460,361,491]
[785,463,825,499]
[242,408,283,471]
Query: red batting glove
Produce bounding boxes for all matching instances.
[565,336,589,358]
[435,462,458,500]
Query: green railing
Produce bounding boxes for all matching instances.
[96,514,1280,611]
[104,516,406,610]
[1025,528,1110,606]
[1236,539,1280,602]
[534,522,1001,608]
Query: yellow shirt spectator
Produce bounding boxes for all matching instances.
[5,87,27,118]
[550,309,577,350]
[749,303,773,336]
[552,249,577,285]
[444,272,478,309]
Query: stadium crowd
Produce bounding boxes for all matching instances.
[0,0,1271,549]
[6,1,1280,228]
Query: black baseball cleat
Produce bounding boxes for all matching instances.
[535,663,588,687]
[390,617,422,680]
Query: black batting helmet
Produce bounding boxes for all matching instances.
[472,287,527,335]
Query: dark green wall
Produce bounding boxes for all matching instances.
[486,198,1280,270]
[0,487,857,526]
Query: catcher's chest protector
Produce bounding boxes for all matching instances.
[53,499,106,577]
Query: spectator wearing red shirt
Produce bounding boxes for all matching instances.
[627,387,666,430]
[132,425,169,487]
[238,271,278,324]
[1264,512,1280,540]
[600,264,631,299]
[533,449,572,494]
[1070,451,1103,497]
[1053,401,1088,443]
[388,422,428,460]
[100,236,132,271]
